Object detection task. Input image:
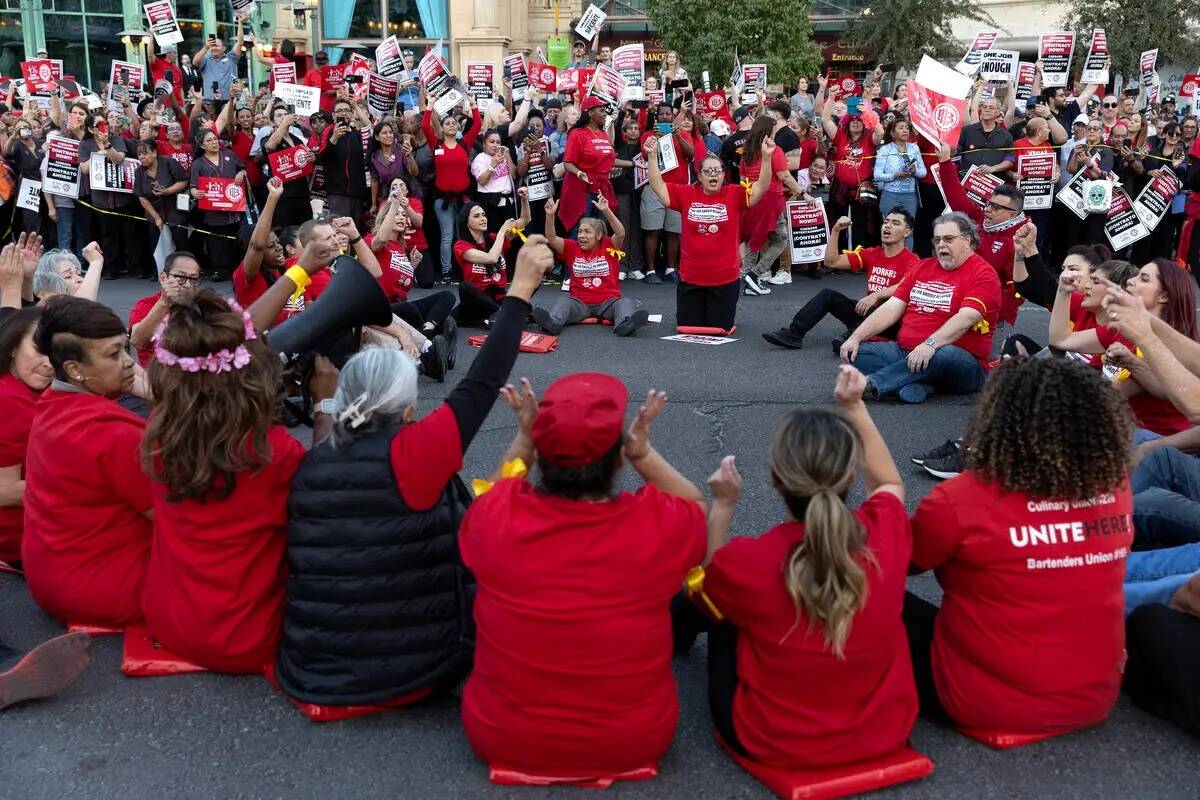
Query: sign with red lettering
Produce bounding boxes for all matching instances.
[197,176,248,212]
[144,0,184,47]
[1039,33,1075,88]
[1014,62,1036,102]
[20,59,57,93]
[1082,29,1109,85]
[270,61,297,89]
[907,55,972,148]
[529,61,557,91]
[960,165,1004,209]
[465,62,496,107]
[955,30,999,75]
[1017,151,1056,210]
[1105,187,1149,250]
[267,145,315,183]
[787,199,828,263]
[366,72,399,120]
[44,135,80,198]
[503,53,529,102]
[1133,168,1182,231]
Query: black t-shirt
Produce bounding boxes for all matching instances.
[773,126,800,156]
[1051,100,1082,137]
[956,122,1013,172]
[719,130,750,183]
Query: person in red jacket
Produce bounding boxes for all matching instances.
[22,297,152,627]
[140,290,317,673]
[678,365,917,769]
[423,95,483,279]
[934,141,1027,327]
[907,357,1134,736]
[460,373,707,780]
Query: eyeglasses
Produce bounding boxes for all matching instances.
[931,234,966,245]
[985,200,1015,212]
[699,167,724,176]
[166,272,202,286]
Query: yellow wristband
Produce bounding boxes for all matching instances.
[284,265,312,304]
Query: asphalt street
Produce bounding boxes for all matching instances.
[3,272,1198,799]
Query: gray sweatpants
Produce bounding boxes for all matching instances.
[545,296,636,334]
[740,210,788,278]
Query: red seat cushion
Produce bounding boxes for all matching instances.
[676,325,737,336]
[0,560,21,575]
[578,317,613,326]
[716,734,933,800]
[262,664,432,723]
[488,765,658,788]
[66,622,123,637]
[120,625,209,677]
[957,727,1064,750]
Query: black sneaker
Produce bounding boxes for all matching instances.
[440,316,458,370]
[911,439,960,466]
[762,328,805,349]
[531,306,556,333]
[743,273,771,296]
[419,335,448,383]
[614,309,650,337]
[922,451,964,480]
[663,270,680,283]
[645,272,664,284]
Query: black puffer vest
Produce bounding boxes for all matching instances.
[274,425,474,705]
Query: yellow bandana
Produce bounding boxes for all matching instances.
[471,458,528,497]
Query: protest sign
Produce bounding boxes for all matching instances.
[16,179,40,212]
[1082,30,1109,85]
[230,0,255,17]
[88,152,137,194]
[1105,187,1149,250]
[979,50,1019,84]
[1056,162,1092,220]
[632,154,648,190]
[465,62,496,108]
[197,177,248,212]
[1140,49,1158,90]
[107,60,144,106]
[1017,151,1056,210]
[787,199,828,264]
[268,145,315,183]
[955,31,999,76]
[523,141,555,201]
[1014,62,1036,102]
[1133,168,1183,231]
[696,91,730,121]
[321,63,348,94]
[366,72,399,120]
[529,62,557,91]
[376,36,403,79]
[657,134,679,174]
[612,44,644,101]
[575,3,607,42]
[834,75,859,98]
[1039,33,1075,88]
[1180,74,1199,99]
[273,82,320,116]
[907,55,973,148]
[420,50,466,115]
[144,0,183,47]
[587,64,627,125]
[44,136,80,198]
[20,60,57,94]
[503,53,529,102]
[661,334,738,345]
[271,61,297,88]
[730,51,743,96]
[742,64,767,90]
[960,165,1004,209]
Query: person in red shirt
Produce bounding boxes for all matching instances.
[128,252,203,367]
[232,179,292,324]
[907,357,1134,735]
[302,51,339,115]
[559,95,618,235]
[533,195,649,336]
[645,141,775,333]
[764,209,919,350]
[460,373,707,780]
[0,307,52,566]
[840,213,1001,404]
[678,366,917,768]
[817,78,884,251]
[423,97,482,277]
[22,297,152,627]
[157,121,193,173]
[452,198,529,327]
[739,116,805,294]
[149,46,186,107]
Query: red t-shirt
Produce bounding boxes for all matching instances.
[667,182,748,286]
[460,479,706,776]
[158,139,193,174]
[741,145,788,196]
[233,258,329,324]
[303,67,337,114]
[892,254,1001,362]
[422,109,481,195]
[847,246,920,296]
[142,426,304,673]
[911,471,1132,733]
[22,389,152,625]
[705,493,917,768]
[454,236,508,292]
[1095,325,1192,435]
[1012,137,1055,159]
[639,131,691,185]
[0,374,38,563]
[797,137,819,171]
[231,129,263,187]
[566,127,617,182]
[1065,293,1102,369]
[367,233,415,302]
[832,127,876,187]
[404,196,428,251]
[128,293,161,366]
[561,236,621,305]
[389,404,463,510]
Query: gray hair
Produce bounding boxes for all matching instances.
[932,212,979,249]
[577,217,607,238]
[328,346,419,449]
[32,249,79,299]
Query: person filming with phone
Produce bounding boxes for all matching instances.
[192,15,245,107]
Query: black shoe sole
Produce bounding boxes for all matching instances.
[614,309,649,337]
[762,331,804,350]
[441,317,458,370]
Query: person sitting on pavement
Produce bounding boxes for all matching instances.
[532,195,649,337]
[459,373,707,780]
[839,212,1001,405]
[674,365,917,769]
[274,237,554,710]
[763,209,919,351]
[452,195,531,328]
[127,251,203,366]
[906,357,1133,737]
[32,244,104,303]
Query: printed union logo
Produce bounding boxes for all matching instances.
[294,148,312,167]
[224,183,244,202]
[536,66,553,83]
[708,94,725,111]
[840,77,855,93]
[933,103,959,130]
[38,65,51,81]
[1184,80,1197,96]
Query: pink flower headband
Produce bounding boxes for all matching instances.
[152,298,257,374]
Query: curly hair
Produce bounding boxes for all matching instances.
[962,358,1132,501]
[141,289,282,502]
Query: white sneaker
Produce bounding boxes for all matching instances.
[629,270,645,281]
[619,272,627,281]
[766,270,793,285]
[560,278,570,291]
[743,273,771,296]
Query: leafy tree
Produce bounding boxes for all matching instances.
[1061,0,1200,80]
[841,0,998,70]
[644,0,822,86]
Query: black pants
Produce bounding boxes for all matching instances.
[1124,604,1200,737]
[790,289,902,341]
[391,291,456,333]
[275,193,313,228]
[827,197,879,250]
[455,283,503,326]
[99,204,142,276]
[670,594,748,756]
[677,279,739,330]
[203,223,241,279]
[999,333,1043,358]
[914,182,943,259]
[901,592,952,724]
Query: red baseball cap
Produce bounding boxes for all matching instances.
[580,95,606,113]
[531,372,628,466]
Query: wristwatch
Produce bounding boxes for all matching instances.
[314,399,336,416]
[923,336,939,350]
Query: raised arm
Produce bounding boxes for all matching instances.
[645,135,671,206]
[240,178,284,283]
[332,217,381,278]
[76,242,106,302]
[624,390,706,506]
[824,216,853,269]
[836,366,903,501]
[1048,268,1104,352]
[593,194,624,250]
[541,198,564,255]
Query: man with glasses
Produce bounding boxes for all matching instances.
[1181,118,1198,151]
[127,251,203,366]
[1098,94,1122,143]
[838,212,1000,404]
[957,97,1013,177]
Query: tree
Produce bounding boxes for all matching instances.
[840,0,997,71]
[644,0,821,87]
[1061,0,1200,81]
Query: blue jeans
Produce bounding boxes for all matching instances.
[852,341,986,402]
[55,204,76,253]
[434,197,462,277]
[1132,447,1200,550]
[1125,543,1200,615]
[878,188,918,250]
[1133,428,1161,446]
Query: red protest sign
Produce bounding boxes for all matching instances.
[321,64,348,92]
[268,145,315,183]
[270,61,297,89]
[695,91,731,122]
[907,79,968,148]
[835,74,859,97]
[1180,74,1200,99]
[197,177,247,212]
[529,62,557,91]
[21,60,58,93]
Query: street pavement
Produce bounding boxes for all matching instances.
[3,272,1198,799]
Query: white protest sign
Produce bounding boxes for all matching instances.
[661,334,738,345]
[1039,33,1076,87]
[1081,29,1109,85]
[16,178,41,211]
[978,50,1019,84]
[273,82,320,117]
[786,199,828,263]
[575,4,607,43]
[144,0,184,47]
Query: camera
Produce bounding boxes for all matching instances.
[344,73,363,85]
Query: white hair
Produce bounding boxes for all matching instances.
[33,249,79,299]
[328,346,419,449]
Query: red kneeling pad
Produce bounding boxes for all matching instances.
[67,622,123,637]
[676,325,737,336]
[957,727,1065,750]
[0,560,21,575]
[578,317,613,326]
[488,765,658,789]
[468,332,559,353]
[262,664,432,723]
[120,625,208,677]
[716,734,933,800]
